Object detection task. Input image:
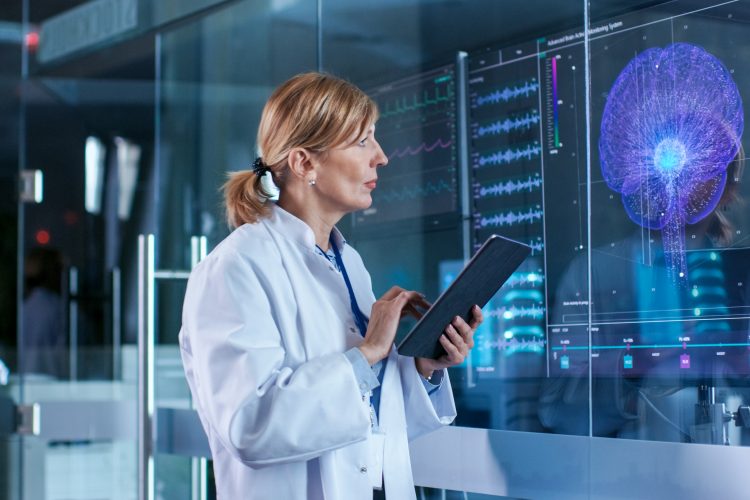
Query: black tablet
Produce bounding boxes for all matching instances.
[396,234,531,359]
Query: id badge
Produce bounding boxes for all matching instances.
[368,431,385,490]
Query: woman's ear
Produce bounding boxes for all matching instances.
[287,148,316,181]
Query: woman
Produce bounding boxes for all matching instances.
[179,72,482,499]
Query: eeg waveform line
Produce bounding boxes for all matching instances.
[389,138,453,159]
[474,79,540,107]
[476,174,542,198]
[528,239,544,254]
[476,206,543,228]
[476,143,542,167]
[504,271,545,288]
[484,305,546,320]
[475,111,540,137]
[380,85,454,118]
[479,338,547,352]
[376,179,453,202]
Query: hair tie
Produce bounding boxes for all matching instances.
[252,157,270,176]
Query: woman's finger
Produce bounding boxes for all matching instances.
[451,316,473,341]
[444,326,467,358]
[380,286,405,301]
[393,290,425,312]
[445,324,465,347]
[469,305,484,329]
[439,334,464,364]
[401,302,424,320]
[411,295,432,310]
[439,334,462,360]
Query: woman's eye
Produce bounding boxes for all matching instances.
[359,136,369,146]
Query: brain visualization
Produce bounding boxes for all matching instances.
[599,43,744,283]
[354,2,750,380]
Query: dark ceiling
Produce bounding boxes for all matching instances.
[1,0,89,23]
[5,0,673,81]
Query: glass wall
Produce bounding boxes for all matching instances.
[155,0,318,497]
[584,0,750,445]
[318,0,750,446]
[154,0,750,497]
[11,0,750,498]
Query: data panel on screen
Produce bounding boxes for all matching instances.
[355,65,458,226]
[465,2,750,379]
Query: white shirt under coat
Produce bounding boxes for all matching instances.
[179,203,457,499]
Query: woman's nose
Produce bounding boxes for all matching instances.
[375,143,388,168]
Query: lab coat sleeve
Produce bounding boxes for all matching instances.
[180,248,371,468]
[397,353,457,441]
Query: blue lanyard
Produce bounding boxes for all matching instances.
[326,234,386,423]
[328,234,369,338]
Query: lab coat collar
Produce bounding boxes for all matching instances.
[269,203,347,253]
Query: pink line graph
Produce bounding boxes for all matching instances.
[388,138,453,159]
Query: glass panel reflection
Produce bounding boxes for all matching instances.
[586,0,750,445]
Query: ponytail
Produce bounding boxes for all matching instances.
[223,170,272,228]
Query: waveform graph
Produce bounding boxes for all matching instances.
[485,304,546,321]
[474,205,544,229]
[473,141,542,168]
[388,137,453,159]
[471,78,540,108]
[379,81,454,120]
[479,337,547,355]
[473,110,541,139]
[355,164,457,226]
[474,173,543,200]
[357,65,458,227]
[502,269,545,289]
[475,258,547,361]
[369,65,456,130]
[528,237,544,255]
[375,178,454,204]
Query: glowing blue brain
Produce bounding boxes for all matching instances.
[599,43,743,280]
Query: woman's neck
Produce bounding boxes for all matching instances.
[277,194,339,251]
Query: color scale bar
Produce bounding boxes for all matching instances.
[551,56,560,148]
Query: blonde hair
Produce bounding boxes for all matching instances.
[223,72,378,228]
[707,144,745,246]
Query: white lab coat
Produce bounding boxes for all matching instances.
[179,204,456,499]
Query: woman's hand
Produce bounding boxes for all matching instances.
[359,286,430,365]
[415,304,483,379]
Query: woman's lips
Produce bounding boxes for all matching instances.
[364,180,377,189]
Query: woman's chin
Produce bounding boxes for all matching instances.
[357,195,373,211]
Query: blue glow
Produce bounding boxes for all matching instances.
[653,138,686,173]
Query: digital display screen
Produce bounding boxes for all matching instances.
[353,2,750,381]
[356,65,458,226]
[467,3,750,379]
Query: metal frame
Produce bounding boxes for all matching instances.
[137,233,207,500]
[137,234,156,500]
